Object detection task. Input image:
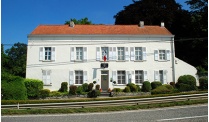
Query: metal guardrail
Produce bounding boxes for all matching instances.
[1,93,208,109]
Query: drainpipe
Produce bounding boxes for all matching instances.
[171,37,176,83]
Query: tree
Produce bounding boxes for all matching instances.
[65,17,92,25]
[5,42,27,77]
[1,44,9,73]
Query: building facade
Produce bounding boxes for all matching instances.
[26,22,197,91]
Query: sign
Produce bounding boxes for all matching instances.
[101,63,108,68]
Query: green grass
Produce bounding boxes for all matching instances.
[2,99,207,115]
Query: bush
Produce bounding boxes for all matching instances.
[1,73,27,100]
[142,81,151,92]
[151,85,171,95]
[88,83,94,91]
[69,85,77,95]
[82,83,89,92]
[199,77,208,90]
[151,81,162,90]
[170,82,175,88]
[113,88,122,92]
[24,79,43,99]
[136,85,141,92]
[176,75,197,91]
[59,82,68,92]
[87,90,100,98]
[127,83,138,92]
[96,84,100,90]
[163,84,174,90]
[76,86,83,95]
[39,89,50,99]
[49,91,62,97]
[123,86,131,92]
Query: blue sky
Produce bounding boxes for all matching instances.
[2,0,190,49]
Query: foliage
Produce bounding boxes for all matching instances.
[87,90,100,98]
[176,75,197,91]
[59,82,68,92]
[65,17,92,25]
[196,66,208,77]
[88,83,94,91]
[4,42,27,77]
[82,83,89,92]
[151,85,171,95]
[76,86,83,95]
[49,91,62,97]
[24,79,43,99]
[123,86,131,93]
[1,73,27,100]
[113,88,122,92]
[163,84,174,90]
[142,81,151,92]
[39,89,50,99]
[96,84,100,90]
[199,77,208,90]
[151,81,162,90]
[127,83,138,92]
[170,82,176,88]
[136,85,141,92]
[69,85,77,95]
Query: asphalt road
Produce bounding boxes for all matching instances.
[2,104,208,122]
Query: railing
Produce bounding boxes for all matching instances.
[2,93,207,109]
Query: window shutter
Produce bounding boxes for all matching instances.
[109,47,113,60]
[39,47,43,61]
[131,71,134,83]
[112,71,117,84]
[154,71,159,81]
[70,47,74,61]
[83,71,88,83]
[96,47,100,61]
[69,71,74,85]
[166,50,170,61]
[125,47,129,61]
[126,71,130,84]
[42,70,46,84]
[143,71,148,81]
[163,70,167,84]
[130,47,135,61]
[142,47,146,61]
[83,47,87,61]
[113,47,117,60]
[154,50,158,61]
[51,47,55,61]
[46,70,51,85]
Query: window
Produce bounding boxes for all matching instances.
[159,50,166,60]
[135,47,142,60]
[75,71,83,84]
[101,47,109,61]
[159,70,164,83]
[154,70,167,84]
[39,47,55,61]
[42,70,51,85]
[76,47,83,60]
[135,70,143,84]
[117,71,126,84]
[117,47,124,60]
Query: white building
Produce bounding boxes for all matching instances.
[26,22,198,91]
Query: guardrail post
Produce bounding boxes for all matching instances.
[17,103,19,109]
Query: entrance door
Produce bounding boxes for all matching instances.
[101,70,109,91]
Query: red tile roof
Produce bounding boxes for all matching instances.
[30,24,173,35]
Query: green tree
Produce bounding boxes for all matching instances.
[1,44,9,73]
[5,42,27,77]
[65,17,92,25]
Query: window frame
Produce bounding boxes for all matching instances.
[117,47,125,61]
[135,47,143,61]
[159,50,166,61]
[101,47,109,61]
[75,70,83,84]
[42,70,51,86]
[117,70,126,84]
[76,47,83,61]
[135,70,144,84]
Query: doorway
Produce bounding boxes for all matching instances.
[101,70,109,91]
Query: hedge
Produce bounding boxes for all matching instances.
[59,82,68,92]
[1,73,27,100]
[176,75,197,91]
[199,77,208,90]
[24,79,43,99]
[142,81,151,92]
[151,81,162,90]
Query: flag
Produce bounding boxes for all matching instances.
[103,55,107,62]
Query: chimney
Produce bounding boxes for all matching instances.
[70,21,75,27]
[161,22,164,27]
[139,21,144,27]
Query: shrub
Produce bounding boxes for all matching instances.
[49,91,62,97]
[177,83,193,92]
[136,85,141,92]
[69,85,77,95]
[123,86,131,92]
[39,89,50,99]
[127,83,138,92]
[24,79,43,99]
[82,83,89,92]
[113,88,122,92]
[163,84,174,90]
[176,75,197,91]
[87,90,100,98]
[88,83,94,91]
[170,82,175,88]
[142,81,151,92]
[1,73,27,100]
[96,84,100,90]
[151,81,162,89]
[151,85,171,95]
[199,77,208,90]
[76,86,83,95]
[59,82,68,92]
[107,88,112,93]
